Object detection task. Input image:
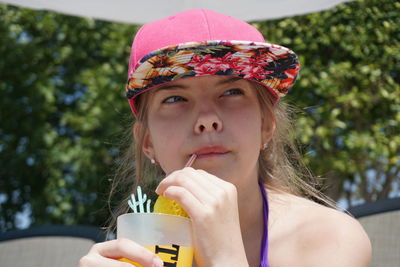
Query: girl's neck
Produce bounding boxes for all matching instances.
[237,179,264,228]
[237,179,264,267]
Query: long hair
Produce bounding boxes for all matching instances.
[255,83,336,206]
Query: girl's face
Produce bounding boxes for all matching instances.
[141,76,271,185]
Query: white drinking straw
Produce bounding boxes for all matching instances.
[185,154,197,167]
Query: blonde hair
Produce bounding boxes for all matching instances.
[106,79,336,235]
[255,83,336,206]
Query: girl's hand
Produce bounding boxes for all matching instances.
[155,167,249,267]
[78,238,163,267]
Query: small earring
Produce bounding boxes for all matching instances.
[150,158,155,164]
[262,143,269,150]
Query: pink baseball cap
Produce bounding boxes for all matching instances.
[126,9,300,115]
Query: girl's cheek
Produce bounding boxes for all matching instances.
[150,107,189,124]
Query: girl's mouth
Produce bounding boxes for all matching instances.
[193,146,230,158]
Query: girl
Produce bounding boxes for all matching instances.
[79,9,371,267]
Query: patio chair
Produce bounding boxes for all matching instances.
[0,225,106,267]
[348,197,400,267]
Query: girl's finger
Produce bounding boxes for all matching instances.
[192,169,239,203]
[157,168,218,205]
[194,168,232,188]
[79,253,133,267]
[163,167,234,202]
[162,185,205,218]
[91,239,163,267]
[157,168,238,220]
[185,168,234,196]
[157,167,225,194]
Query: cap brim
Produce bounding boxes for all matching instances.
[126,40,300,115]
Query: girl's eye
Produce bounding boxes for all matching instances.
[163,95,186,103]
[222,88,244,96]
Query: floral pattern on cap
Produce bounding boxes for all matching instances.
[126,40,299,112]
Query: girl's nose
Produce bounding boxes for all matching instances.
[194,110,223,134]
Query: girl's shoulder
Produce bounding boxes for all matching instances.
[267,190,372,266]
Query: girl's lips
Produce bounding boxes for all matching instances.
[193,146,230,158]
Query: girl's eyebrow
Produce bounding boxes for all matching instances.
[155,77,243,92]
[218,77,242,85]
[155,83,187,92]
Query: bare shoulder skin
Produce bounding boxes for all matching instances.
[267,189,372,267]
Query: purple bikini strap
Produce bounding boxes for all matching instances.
[259,182,270,267]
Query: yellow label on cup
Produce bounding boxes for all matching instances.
[120,244,193,267]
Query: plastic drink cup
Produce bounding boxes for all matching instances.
[117,213,193,267]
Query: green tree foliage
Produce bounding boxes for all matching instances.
[0,5,137,231]
[0,0,399,231]
[256,0,399,203]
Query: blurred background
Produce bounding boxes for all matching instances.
[0,0,399,232]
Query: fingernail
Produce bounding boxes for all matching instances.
[153,257,163,267]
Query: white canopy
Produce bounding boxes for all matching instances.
[0,0,352,24]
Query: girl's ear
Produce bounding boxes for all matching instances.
[133,122,155,160]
